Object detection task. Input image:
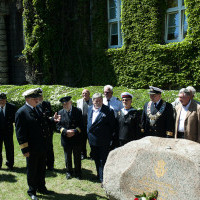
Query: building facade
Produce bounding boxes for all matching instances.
[0,0,25,85]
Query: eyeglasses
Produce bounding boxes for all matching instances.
[122,99,131,102]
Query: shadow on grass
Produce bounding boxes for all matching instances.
[38,192,108,200]
[12,166,27,174]
[46,170,58,178]
[46,168,100,183]
[82,168,100,183]
[0,174,17,182]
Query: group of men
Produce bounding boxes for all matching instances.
[0,84,200,200]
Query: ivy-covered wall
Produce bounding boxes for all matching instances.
[105,0,200,89]
[23,0,92,86]
[22,0,200,89]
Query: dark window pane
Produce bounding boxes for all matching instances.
[110,8,116,19]
[110,23,118,45]
[109,0,117,19]
[111,35,118,45]
[182,10,188,38]
[168,27,179,40]
[167,0,178,8]
[111,23,118,34]
[182,0,184,6]
[168,12,179,27]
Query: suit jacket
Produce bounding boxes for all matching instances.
[141,99,174,138]
[87,104,115,146]
[175,100,200,142]
[0,102,16,135]
[77,98,92,111]
[116,108,139,141]
[15,104,48,154]
[37,101,54,134]
[77,98,92,126]
[56,106,83,146]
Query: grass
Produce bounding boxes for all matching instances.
[0,132,108,200]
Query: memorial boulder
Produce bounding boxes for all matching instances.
[103,136,200,200]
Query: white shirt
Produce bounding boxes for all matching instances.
[26,102,34,109]
[121,107,136,115]
[103,96,123,117]
[92,106,100,124]
[178,100,191,132]
[154,99,161,107]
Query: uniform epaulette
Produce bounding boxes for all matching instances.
[166,131,173,137]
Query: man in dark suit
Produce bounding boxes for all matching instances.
[15,88,54,200]
[56,96,83,180]
[0,92,16,170]
[77,89,93,159]
[87,93,115,185]
[36,88,59,171]
[141,86,174,138]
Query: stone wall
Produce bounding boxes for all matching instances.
[0,0,25,85]
[0,1,9,84]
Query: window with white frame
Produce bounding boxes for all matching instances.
[165,0,188,43]
[107,0,122,48]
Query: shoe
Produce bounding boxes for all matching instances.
[30,195,39,200]
[7,166,13,170]
[81,154,87,160]
[75,175,82,180]
[66,172,72,179]
[47,167,54,171]
[38,188,54,195]
[6,163,13,170]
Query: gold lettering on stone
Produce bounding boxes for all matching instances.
[154,160,167,178]
[130,176,177,199]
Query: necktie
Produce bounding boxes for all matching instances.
[67,111,70,118]
[107,100,110,107]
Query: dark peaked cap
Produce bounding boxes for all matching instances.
[0,92,7,99]
[59,96,72,103]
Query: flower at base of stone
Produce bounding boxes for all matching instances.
[134,190,158,200]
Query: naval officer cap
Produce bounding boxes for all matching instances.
[0,92,7,99]
[22,88,41,98]
[149,86,163,94]
[36,88,43,96]
[59,96,72,103]
[121,92,133,99]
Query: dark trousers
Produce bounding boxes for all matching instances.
[90,145,110,183]
[119,139,128,147]
[0,132,14,168]
[63,143,81,176]
[46,134,54,169]
[26,151,46,196]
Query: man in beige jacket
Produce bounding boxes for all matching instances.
[175,88,200,143]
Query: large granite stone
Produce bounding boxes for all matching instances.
[103,136,200,200]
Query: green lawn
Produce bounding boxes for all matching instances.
[0,133,108,200]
